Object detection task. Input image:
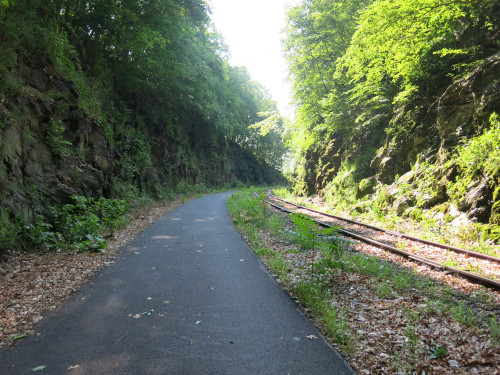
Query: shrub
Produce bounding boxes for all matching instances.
[51,195,127,252]
[447,112,500,205]
[0,208,23,255]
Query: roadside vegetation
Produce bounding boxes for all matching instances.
[0,184,233,349]
[273,187,500,262]
[282,0,500,252]
[0,183,222,256]
[228,189,500,374]
[0,0,287,260]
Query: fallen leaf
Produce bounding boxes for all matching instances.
[10,333,29,341]
[32,365,46,371]
[306,335,318,340]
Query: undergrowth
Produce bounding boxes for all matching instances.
[1,183,228,256]
[227,189,500,361]
[273,181,500,258]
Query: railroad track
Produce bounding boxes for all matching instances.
[264,191,500,291]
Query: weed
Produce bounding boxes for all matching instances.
[50,195,127,252]
[289,213,341,254]
[227,190,267,229]
[310,257,342,281]
[267,214,286,239]
[269,252,290,283]
[404,309,421,372]
[374,281,392,298]
[0,208,23,254]
[428,345,448,359]
[392,272,414,292]
[44,118,72,158]
[452,302,476,326]
[447,112,500,207]
[489,315,500,346]
[255,248,271,256]
[24,216,60,251]
[294,281,352,349]
[353,253,384,276]
[10,333,29,341]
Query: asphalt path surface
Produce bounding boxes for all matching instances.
[0,192,354,374]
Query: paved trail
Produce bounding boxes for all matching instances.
[0,192,353,374]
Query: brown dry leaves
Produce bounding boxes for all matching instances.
[0,199,183,350]
[258,204,500,374]
[327,267,500,374]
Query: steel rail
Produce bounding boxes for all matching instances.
[263,198,500,291]
[268,192,500,264]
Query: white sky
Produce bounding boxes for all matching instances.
[208,0,300,119]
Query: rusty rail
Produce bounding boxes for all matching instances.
[264,194,500,291]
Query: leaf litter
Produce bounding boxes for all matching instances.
[0,199,184,350]
[253,201,500,374]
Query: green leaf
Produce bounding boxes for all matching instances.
[10,333,29,341]
[32,365,46,371]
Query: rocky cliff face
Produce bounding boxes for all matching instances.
[378,53,500,225]
[0,56,284,225]
[0,57,113,223]
[304,53,500,232]
[436,53,500,162]
[372,54,500,182]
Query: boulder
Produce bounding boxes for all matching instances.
[464,177,492,223]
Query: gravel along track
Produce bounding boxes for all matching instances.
[265,193,500,291]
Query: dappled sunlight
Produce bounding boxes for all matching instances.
[70,353,133,375]
[151,235,177,240]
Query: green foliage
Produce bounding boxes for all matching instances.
[447,113,500,206]
[116,127,153,181]
[428,345,448,359]
[44,119,72,158]
[0,0,287,215]
[24,216,59,251]
[323,164,359,210]
[284,0,499,206]
[0,208,23,254]
[267,214,287,239]
[289,213,321,251]
[294,281,351,347]
[374,282,392,299]
[227,189,271,250]
[49,196,127,253]
[227,190,268,229]
[451,302,476,326]
[269,251,291,284]
[289,213,340,253]
[10,333,29,342]
[94,197,128,236]
[339,0,478,101]
[490,315,500,346]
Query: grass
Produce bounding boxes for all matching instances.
[294,280,352,349]
[227,189,500,369]
[272,188,500,259]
